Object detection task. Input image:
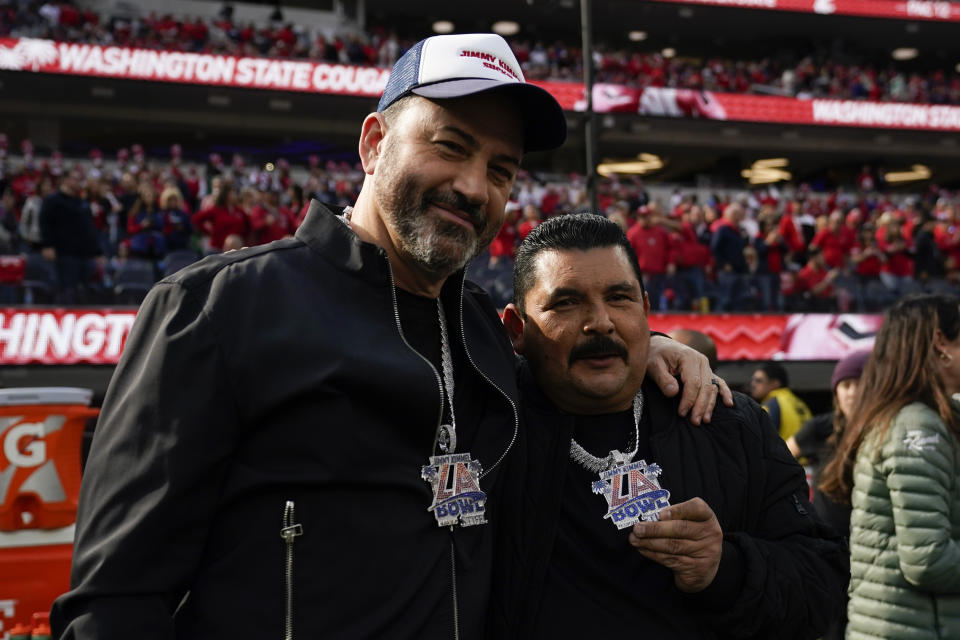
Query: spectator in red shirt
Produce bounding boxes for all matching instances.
[844,207,862,237]
[811,210,854,270]
[900,202,922,244]
[249,189,295,245]
[517,204,541,241]
[191,184,248,253]
[933,202,960,272]
[627,205,673,310]
[796,248,839,312]
[488,202,520,266]
[778,202,807,269]
[540,185,560,217]
[875,212,915,296]
[283,183,306,228]
[671,204,712,310]
[851,225,884,282]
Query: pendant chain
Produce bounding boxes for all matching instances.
[436,299,457,453]
[569,391,645,474]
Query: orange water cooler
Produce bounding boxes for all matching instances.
[0,388,98,637]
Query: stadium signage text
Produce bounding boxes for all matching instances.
[0,310,136,365]
[811,100,960,128]
[0,38,390,95]
[573,84,960,132]
[4,38,960,132]
[649,0,960,20]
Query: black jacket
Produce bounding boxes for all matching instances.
[52,201,519,639]
[492,362,848,639]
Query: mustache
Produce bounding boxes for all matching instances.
[569,335,629,364]
[423,188,485,231]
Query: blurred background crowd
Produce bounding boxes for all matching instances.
[1,139,958,311]
[0,0,958,312]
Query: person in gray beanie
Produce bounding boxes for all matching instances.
[787,348,870,640]
[789,349,870,532]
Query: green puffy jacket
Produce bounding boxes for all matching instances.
[848,401,960,640]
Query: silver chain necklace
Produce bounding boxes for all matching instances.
[421,297,488,528]
[569,391,645,473]
[435,299,457,454]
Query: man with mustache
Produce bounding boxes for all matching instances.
[496,213,847,639]
[52,35,726,640]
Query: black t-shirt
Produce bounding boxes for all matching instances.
[533,405,709,637]
[794,413,851,536]
[394,286,498,488]
[395,287,443,378]
[394,286,503,634]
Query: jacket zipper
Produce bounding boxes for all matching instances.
[458,276,519,480]
[383,252,458,639]
[280,500,303,640]
[450,538,461,640]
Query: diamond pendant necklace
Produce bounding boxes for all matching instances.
[420,299,488,528]
[568,390,672,529]
[569,391,644,473]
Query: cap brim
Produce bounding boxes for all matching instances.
[412,79,567,153]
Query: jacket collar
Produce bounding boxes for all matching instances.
[296,199,473,295]
[296,199,516,401]
[295,199,387,281]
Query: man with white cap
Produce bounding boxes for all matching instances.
[52,34,725,639]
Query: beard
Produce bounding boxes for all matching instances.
[375,146,501,278]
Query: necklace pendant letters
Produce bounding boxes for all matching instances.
[591,459,670,530]
[421,452,487,528]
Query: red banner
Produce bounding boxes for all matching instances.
[0,308,881,364]
[558,83,960,131]
[649,0,960,21]
[649,312,882,360]
[0,309,136,365]
[2,38,958,132]
[0,38,390,95]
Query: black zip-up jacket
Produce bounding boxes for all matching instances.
[490,362,848,639]
[52,201,519,639]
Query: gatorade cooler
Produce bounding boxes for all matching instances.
[0,388,99,635]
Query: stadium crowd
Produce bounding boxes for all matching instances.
[0,138,957,311]
[2,1,959,105]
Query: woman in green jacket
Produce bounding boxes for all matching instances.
[822,294,960,640]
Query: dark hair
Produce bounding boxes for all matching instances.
[512,213,645,313]
[288,183,304,206]
[821,294,960,504]
[760,362,789,387]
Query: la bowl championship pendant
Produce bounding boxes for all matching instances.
[591,456,671,530]
[422,453,487,528]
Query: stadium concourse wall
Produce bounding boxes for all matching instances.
[0,307,879,403]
